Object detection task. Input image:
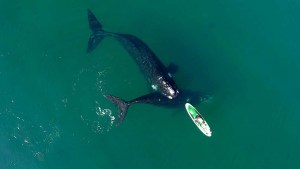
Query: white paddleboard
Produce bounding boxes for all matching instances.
[185,103,212,137]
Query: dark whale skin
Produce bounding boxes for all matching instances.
[87,9,181,124]
[87,9,179,99]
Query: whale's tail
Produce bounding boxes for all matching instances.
[87,9,106,53]
[104,94,130,125]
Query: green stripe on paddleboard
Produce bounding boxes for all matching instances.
[188,105,198,118]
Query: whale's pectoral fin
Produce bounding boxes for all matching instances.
[167,63,178,76]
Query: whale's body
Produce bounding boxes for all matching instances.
[87,9,179,124]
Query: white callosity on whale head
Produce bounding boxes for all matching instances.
[168,87,175,95]
[166,86,178,99]
[151,84,158,90]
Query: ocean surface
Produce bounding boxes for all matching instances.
[1,1,299,169]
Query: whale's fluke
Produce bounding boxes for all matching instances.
[104,95,130,125]
[87,9,105,53]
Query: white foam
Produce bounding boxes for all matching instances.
[81,105,115,134]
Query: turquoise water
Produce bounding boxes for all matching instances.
[1,1,300,169]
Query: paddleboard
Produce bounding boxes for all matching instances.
[185,103,212,137]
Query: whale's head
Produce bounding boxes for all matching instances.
[156,76,179,99]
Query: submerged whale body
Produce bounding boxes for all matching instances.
[87,9,179,124]
[104,90,211,124]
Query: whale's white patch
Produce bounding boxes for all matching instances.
[168,87,175,95]
[152,84,158,90]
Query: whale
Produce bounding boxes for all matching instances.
[87,9,179,98]
[86,9,179,124]
[86,9,180,124]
